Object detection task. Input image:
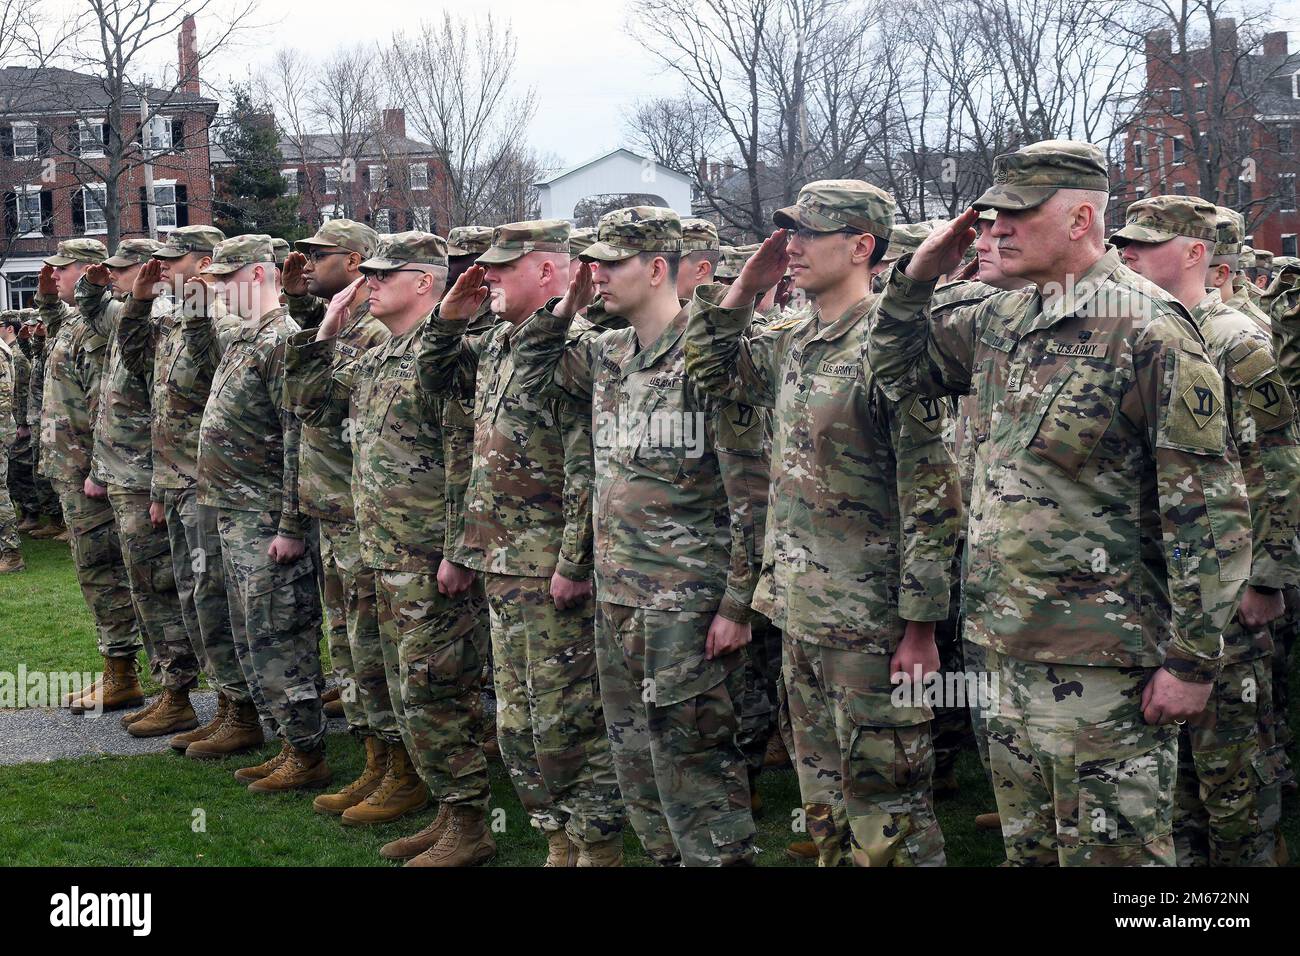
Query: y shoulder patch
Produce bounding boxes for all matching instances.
[716,401,764,454]
[899,393,948,446]
[1160,348,1227,454]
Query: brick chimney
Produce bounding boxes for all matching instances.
[1210,16,1238,54]
[178,14,199,95]
[1263,31,1289,58]
[382,109,406,139]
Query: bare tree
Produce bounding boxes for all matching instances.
[380,13,539,228]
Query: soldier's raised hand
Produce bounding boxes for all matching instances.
[553,261,595,321]
[318,277,363,341]
[132,258,163,302]
[85,263,111,288]
[905,208,978,283]
[439,264,490,323]
[723,229,790,309]
[38,264,57,296]
[281,251,309,297]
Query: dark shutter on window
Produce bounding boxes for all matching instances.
[2,192,15,237]
[296,170,306,194]
[36,126,52,157]
[71,188,85,234]
[172,118,185,151]
[68,124,80,157]
[39,190,53,235]
[140,186,149,230]
[0,126,12,158]
[176,184,189,226]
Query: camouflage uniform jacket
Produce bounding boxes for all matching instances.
[1190,292,1300,662]
[119,291,240,496]
[284,291,390,523]
[685,286,959,652]
[867,249,1250,682]
[1264,273,1300,400]
[6,344,29,448]
[513,302,766,622]
[35,292,107,484]
[284,320,450,572]
[0,339,16,449]
[192,306,304,538]
[419,304,600,581]
[76,277,170,492]
[27,334,45,431]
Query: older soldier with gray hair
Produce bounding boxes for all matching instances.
[868,140,1251,865]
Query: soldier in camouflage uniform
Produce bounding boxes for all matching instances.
[279,221,395,814]
[1113,195,1298,865]
[20,311,63,538]
[686,182,959,867]
[0,315,23,572]
[37,241,146,711]
[512,206,764,867]
[420,219,626,867]
[867,141,1252,866]
[192,235,327,792]
[285,232,494,867]
[77,240,202,737]
[1,312,34,554]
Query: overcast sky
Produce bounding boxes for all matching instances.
[37,0,1300,170]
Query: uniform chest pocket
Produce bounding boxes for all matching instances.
[364,377,405,432]
[630,388,689,483]
[211,352,254,400]
[1025,364,1117,480]
[167,354,200,394]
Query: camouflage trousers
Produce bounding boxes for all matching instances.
[735,614,783,784]
[485,573,623,845]
[108,487,197,690]
[317,519,388,736]
[164,488,249,703]
[595,601,756,867]
[1173,657,1280,867]
[784,634,946,867]
[215,508,325,750]
[5,438,42,522]
[1270,588,1299,788]
[932,600,975,783]
[963,635,993,781]
[374,569,490,809]
[983,647,1178,866]
[0,454,18,552]
[53,479,140,658]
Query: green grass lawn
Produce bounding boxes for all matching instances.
[1,533,1293,866]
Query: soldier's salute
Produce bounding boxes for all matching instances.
[77,240,202,738]
[867,141,1252,866]
[1112,195,1299,866]
[36,241,144,712]
[278,221,394,815]
[284,232,494,867]
[191,235,327,792]
[686,182,960,866]
[512,207,764,867]
[421,219,627,867]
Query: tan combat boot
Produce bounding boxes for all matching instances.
[785,840,818,861]
[574,836,623,868]
[247,744,332,793]
[313,737,389,815]
[71,656,144,714]
[171,693,229,752]
[322,685,344,719]
[186,699,264,759]
[379,804,450,861]
[17,514,41,534]
[482,721,500,759]
[63,675,102,709]
[763,731,791,769]
[233,740,292,782]
[0,550,26,573]
[127,686,199,738]
[404,806,496,868]
[28,519,64,539]
[974,812,1001,831]
[543,829,578,867]
[54,527,72,542]
[120,693,162,728]
[340,741,428,825]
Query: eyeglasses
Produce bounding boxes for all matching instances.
[791,227,863,242]
[306,250,352,264]
[363,268,432,283]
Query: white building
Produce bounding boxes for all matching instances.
[534,148,694,222]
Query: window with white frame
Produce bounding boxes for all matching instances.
[320,203,340,224]
[83,184,108,234]
[325,167,341,196]
[1283,234,1297,257]
[281,169,299,197]
[153,181,178,230]
[410,163,429,191]
[368,164,387,192]
[1134,142,1145,169]
[79,120,106,157]
[15,186,42,236]
[1135,186,1147,201]
[11,122,37,159]
[1281,173,1297,212]
[1280,125,1294,154]
[1170,88,1184,114]
[373,208,391,232]
[412,206,433,230]
[146,116,172,151]
[1172,137,1185,164]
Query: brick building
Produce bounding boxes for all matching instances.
[1113,19,1300,257]
[0,15,218,308]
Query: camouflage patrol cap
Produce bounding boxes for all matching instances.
[43,238,108,267]
[1211,206,1244,261]
[0,309,20,328]
[581,206,682,262]
[103,238,164,268]
[680,218,720,253]
[569,227,597,258]
[714,244,760,281]
[1240,245,1257,270]
[360,231,449,272]
[477,219,571,265]
[881,221,935,264]
[1109,195,1217,248]
[271,238,291,266]
[447,226,494,257]
[1254,249,1273,272]
[773,180,895,239]
[153,225,225,259]
[201,234,276,276]
[21,308,39,326]
[974,140,1109,212]
[1274,255,1300,274]
[293,219,379,258]
[977,208,997,222]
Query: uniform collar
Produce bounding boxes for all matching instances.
[623,306,688,376]
[807,296,871,345]
[1019,248,1123,336]
[234,305,288,341]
